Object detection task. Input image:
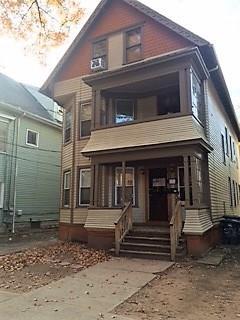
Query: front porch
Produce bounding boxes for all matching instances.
[83,149,212,260]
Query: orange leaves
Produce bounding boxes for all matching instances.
[0,0,85,60]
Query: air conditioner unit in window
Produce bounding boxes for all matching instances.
[90,58,105,71]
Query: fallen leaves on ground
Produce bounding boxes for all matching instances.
[0,241,110,292]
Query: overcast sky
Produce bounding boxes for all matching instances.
[0,0,239,110]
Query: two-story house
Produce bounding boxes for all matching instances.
[41,0,240,258]
[0,73,62,233]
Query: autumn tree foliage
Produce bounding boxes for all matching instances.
[0,0,85,57]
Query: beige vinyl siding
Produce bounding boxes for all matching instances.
[60,209,71,223]
[73,208,88,224]
[82,115,207,154]
[137,96,157,120]
[183,208,213,234]
[206,80,240,222]
[108,33,124,69]
[84,208,122,229]
[55,77,92,225]
[54,77,82,98]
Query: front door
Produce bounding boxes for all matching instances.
[149,168,168,221]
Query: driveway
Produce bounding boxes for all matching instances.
[0,257,173,320]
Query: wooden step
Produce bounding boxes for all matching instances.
[124,235,170,245]
[121,242,171,253]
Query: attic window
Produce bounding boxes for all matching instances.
[125,27,142,64]
[92,39,107,69]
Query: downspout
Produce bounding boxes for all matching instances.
[12,112,25,233]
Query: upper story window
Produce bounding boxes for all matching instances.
[125,27,142,64]
[80,103,91,138]
[191,71,203,122]
[0,120,8,152]
[225,127,229,156]
[26,129,39,147]
[92,39,107,70]
[115,99,135,124]
[221,133,226,165]
[157,86,180,115]
[229,135,233,161]
[64,110,72,144]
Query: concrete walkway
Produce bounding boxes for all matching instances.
[0,257,173,320]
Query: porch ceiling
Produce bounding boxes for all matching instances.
[103,73,179,95]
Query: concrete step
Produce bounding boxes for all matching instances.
[118,249,171,260]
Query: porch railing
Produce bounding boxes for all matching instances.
[114,202,133,256]
[170,197,183,261]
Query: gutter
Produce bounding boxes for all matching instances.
[0,101,62,130]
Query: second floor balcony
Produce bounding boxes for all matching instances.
[82,47,210,156]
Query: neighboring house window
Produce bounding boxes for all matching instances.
[0,182,4,209]
[221,134,226,165]
[233,141,236,162]
[236,182,239,205]
[80,103,91,138]
[191,70,202,121]
[79,168,91,205]
[229,135,233,161]
[115,99,135,124]
[125,27,142,64]
[225,127,229,156]
[0,120,8,152]
[64,110,72,143]
[115,167,135,206]
[233,180,237,207]
[63,171,71,207]
[229,177,233,207]
[26,129,39,147]
[92,39,107,68]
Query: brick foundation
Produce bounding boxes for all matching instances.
[87,229,115,250]
[186,224,221,257]
[59,223,88,242]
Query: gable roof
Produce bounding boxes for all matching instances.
[0,73,57,123]
[41,0,209,93]
[41,0,239,139]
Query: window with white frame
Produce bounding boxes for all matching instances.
[115,167,135,206]
[115,99,135,124]
[63,171,71,207]
[0,120,8,152]
[79,168,91,205]
[0,182,4,208]
[26,129,39,147]
[80,103,91,138]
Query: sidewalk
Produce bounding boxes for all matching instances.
[0,257,173,320]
